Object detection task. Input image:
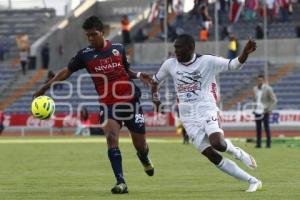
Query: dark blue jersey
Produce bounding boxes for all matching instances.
[68,40,140,104]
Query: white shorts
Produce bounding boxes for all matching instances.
[182,111,223,152]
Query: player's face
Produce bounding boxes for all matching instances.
[256,77,264,86]
[174,39,194,63]
[85,28,104,49]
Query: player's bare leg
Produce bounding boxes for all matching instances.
[209,132,257,170]
[103,119,128,194]
[202,146,262,192]
[130,131,154,176]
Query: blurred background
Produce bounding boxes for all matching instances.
[0,0,299,137]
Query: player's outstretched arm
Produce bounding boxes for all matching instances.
[238,39,257,64]
[127,69,154,87]
[139,73,155,87]
[33,67,73,98]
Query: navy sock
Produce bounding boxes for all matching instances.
[108,147,125,184]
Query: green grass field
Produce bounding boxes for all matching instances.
[0,137,300,200]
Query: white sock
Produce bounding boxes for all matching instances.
[217,157,258,183]
[225,139,240,158]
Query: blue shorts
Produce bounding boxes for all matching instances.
[99,99,145,134]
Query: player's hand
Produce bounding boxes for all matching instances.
[139,73,154,87]
[243,39,257,55]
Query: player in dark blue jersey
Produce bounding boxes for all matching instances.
[33,16,154,194]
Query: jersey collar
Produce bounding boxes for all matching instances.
[95,40,111,52]
[180,53,196,66]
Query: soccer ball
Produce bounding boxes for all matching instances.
[31,96,55,120]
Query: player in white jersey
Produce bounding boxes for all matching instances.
[151,34,262,192]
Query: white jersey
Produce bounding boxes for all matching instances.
[154,54,243,121]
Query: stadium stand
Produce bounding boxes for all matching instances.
[145,1,300,42]
[1,0,299,133]
[0,69,46,111]
[4,61,300,115]
[241,65,300,110]
[0,67,20,94]
[224,63,295,109]
[0,8,61,60]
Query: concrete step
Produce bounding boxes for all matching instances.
[0,69,47,110]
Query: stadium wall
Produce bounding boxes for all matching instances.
[38,6,98,70]
[3,110,300,131]
[133,39,300,64]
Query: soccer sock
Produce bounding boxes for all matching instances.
[225,139,241,158]
[137,145,150,165]
[217,157,258,183]
[108,147,125,184]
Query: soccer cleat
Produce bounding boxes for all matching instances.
[137,152,154,176]
[235,147,257,170]
[143,160,154,176]
[246,180,262,192]
[111,183,128,194]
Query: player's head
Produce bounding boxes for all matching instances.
[82,16,104,48]
[256,75,264,87]
[174,34,195,63]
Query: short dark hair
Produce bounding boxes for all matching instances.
[257,74,264,79]
[176,34,195,50]
[82,16,104,32]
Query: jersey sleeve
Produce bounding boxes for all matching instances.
[208,55,231,74]
[207,55,243,74]
[121,46,130,72]
[153,59,171,83]
[67,51,85,72]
